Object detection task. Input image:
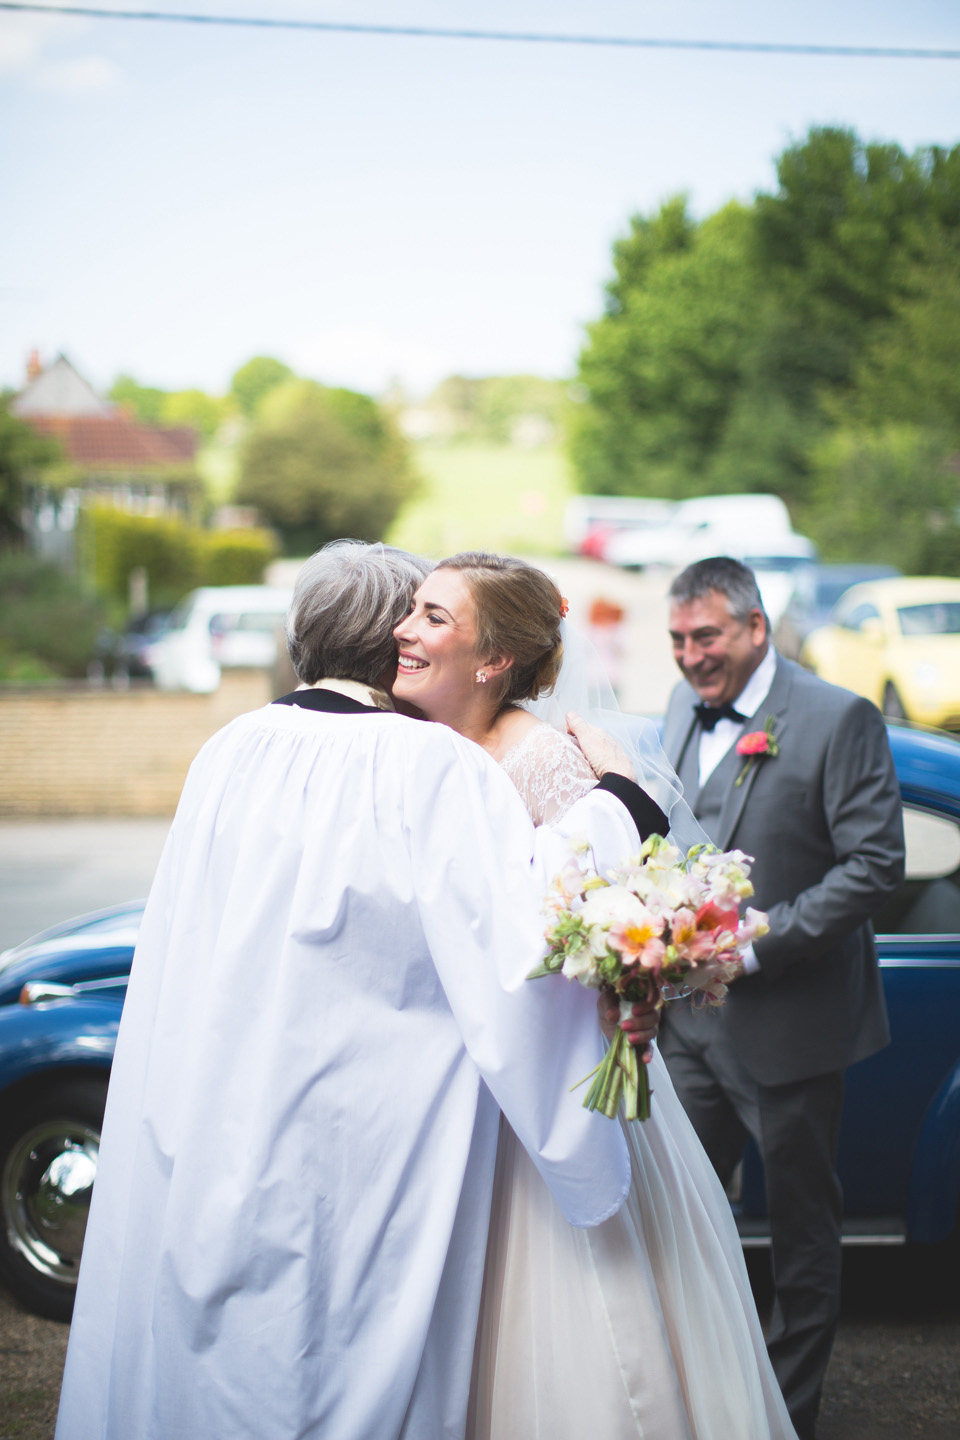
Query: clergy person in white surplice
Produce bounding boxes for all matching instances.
[56,542,665,1440]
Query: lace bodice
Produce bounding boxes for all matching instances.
[499,723,596,825]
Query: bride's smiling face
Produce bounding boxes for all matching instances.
[392,569,484,720]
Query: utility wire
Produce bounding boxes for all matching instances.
[1,2,958,60]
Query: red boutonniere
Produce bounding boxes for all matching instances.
[734,716,779,787]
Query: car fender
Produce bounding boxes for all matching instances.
[907,1060,960,1244]
[0,998,119,1100]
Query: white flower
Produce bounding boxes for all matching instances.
[561,948,601,985]
[580,885,648,931]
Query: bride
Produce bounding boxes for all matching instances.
[392,551,797,1440]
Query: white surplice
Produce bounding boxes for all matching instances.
[55,702,640,1440]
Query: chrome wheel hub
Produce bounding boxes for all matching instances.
[2,1121,99,1284]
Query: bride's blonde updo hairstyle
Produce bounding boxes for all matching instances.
[436,552,564,708]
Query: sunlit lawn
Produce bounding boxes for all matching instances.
[387,440,574,559]
[199,434,574,559]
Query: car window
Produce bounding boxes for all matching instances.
[837,601,882,632]
[896,603,960,637]
[235,612,286,633]
[874,806,960,936]
[208,612,239,637]
[167,598,193,632]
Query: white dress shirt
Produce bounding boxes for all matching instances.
[696,644,777,787]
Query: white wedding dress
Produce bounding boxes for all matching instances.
[466,723,797,1440]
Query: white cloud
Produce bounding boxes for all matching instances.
[291,325,455,398]
[35,55,121,94]
[0,12,61,73]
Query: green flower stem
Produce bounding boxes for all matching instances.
[577,1028,653,1121]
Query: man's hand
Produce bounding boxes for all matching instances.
[597,989,658,1062]
[566,712,636,781]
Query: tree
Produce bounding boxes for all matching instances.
[162,389,229,440]
[837,231,960,441]
[235,380,419,555]
[82,505,204,606]
[109,375,168,425]
[572,199,764,496]
[229,356,294,419]
[0,398,61,550]
[0,551,109,679]
[801,425,960,575]
[571,127,960,510]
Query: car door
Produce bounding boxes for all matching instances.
[844,796,960,1242]
[828,596,887,704]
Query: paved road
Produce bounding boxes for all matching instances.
[0,819,169,954]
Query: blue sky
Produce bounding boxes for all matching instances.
[2,0,959,399]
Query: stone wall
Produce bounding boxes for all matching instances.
[0,671,273,817]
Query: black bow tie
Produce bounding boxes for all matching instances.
[694,702,747,732]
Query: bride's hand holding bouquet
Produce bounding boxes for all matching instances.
[530,835,769,1122]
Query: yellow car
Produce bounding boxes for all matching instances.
[800,576,960,730]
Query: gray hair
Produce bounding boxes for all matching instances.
[286,540,432,686]
[668,556,769,631]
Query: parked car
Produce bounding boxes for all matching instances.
[564,495,674,558]
[88,610,172,684]
[603,493,797,570]
[2,724,959,1317]
[774,565,901,660]
[800,576,960,730]
[144,585,293,694]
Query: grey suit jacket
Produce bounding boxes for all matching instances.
[662,655,905,1086]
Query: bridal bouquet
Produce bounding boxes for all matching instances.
[529,835,769,1122]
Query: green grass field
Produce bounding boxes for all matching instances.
[386,440,574,559]
[198,434,574,559]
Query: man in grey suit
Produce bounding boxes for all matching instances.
[658,557,904,1440]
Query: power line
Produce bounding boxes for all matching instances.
[1,2,959,60]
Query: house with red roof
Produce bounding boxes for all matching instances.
[12,353,200,563]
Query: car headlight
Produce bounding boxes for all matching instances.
[913,662,941,688]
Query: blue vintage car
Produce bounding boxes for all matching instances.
[1,725,959,1320]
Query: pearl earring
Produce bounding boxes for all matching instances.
[476,670,487,684]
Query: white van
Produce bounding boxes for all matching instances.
[604,494,794,570]
[144,585,293,693]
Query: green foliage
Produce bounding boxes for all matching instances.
[421,374,569,443]
[571,125,960,573]
[235,379,419,555]
[573,200,764,497]
[203,528,279,586]
[109,375,168,425]
[109,376,227,440]
[836,231,960,441]
[81,506,279,604]
[801,425,960,575]
[82,505,204,607]
[162,389,229,439]
[230,356,294,418]
[0,398,62,549]
[0,552,109,679]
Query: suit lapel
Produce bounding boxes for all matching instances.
[663,685,698,770]
[714,657,792,849]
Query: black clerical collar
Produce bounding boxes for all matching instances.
[693,701,747,732]
[273,689,382,715]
